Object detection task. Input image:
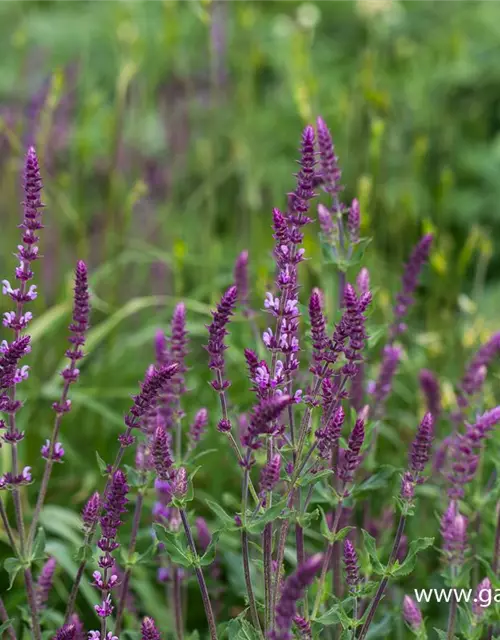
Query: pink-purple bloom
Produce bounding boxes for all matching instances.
[343,539,360,589]
[141,616,161,640]
[35,556,56,609]
[403,595,423,629]
[271,554,323,640]
[419,369,441,418]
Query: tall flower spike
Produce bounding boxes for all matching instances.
[472,577,491,617]
[259,453,281,494]
[293,616,312,640]
[141,617,161,640]
[82,491,100,530]
[343,539,360,589]
[234,250,249,311]
[205,285,237,387]
[289,124,316,223]
[272,554,323,640]
[419,369,440,418]
[36,556,56,609]
[403,595,423,630]
[409,413,434,475]
[458,332,500,408]
[441,502,468,567]
[348,198,360,244]
[189,408,208,447]
[338,417,365,483]
[316,117,341,194]
[0,335,31,390]
[53,625,76,640]
[309,290,327,373]
[243,395,292,450]
[152,426,174,480]
[371,345,401,418]
[316,405,344,460]
[125,363,178,428]
[391,234,433,339]
[170,301,188,394]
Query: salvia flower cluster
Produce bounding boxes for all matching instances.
[1,119,500,640]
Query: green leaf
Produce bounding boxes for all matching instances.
[351,466,398,499]
[319,506,333,542]
[361,530,385,575]
[433,630,448,640]
[74,543,94,564]
[31,527,47,562]
[392,537,434,577]
[4,557,22,589]
[298,468,334,487]
[96,451,108,476]
[226,616,261,640]
[153,524,193,568]
[332,526,355,543]
[297,508,319,528]
[0,620,14,635]
[200,530,222,567]
[206,500,237,528]
[186,448,218,465]
[247,499,289,535]
[137,540,158,565]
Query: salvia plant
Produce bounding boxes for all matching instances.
[1,119,500,640]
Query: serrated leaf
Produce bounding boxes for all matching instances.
[153,524,193,568]
[4,557,22,589]
[227,616,261,640]
[206,500,237,528]
[298,468,334,487]
[199,530,222,567]
[297,508,319,528]
[247,499,289,535]
[74,543,93,564]
[332,526,355,543]
[361,530,385,575]
[392,537,434,577]
[351,466,398,498]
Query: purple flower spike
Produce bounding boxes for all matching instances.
[348,198,360,244]
[243,395,292,450]
[316,117,341,194]
[472,577,492,617]
[317,204,335,239]
[234,250,249,310]
[206,285,237,385]
[309,290,327,373]
[441,502,468,567]
[53,625,76,640]
[410,413,434,475]
[141,616,161,640]
[196,517,212,552]
[69,614,85,640]
[419,369,441,418]
[189,408,208,447]
[170,301,188,394]
[272,554,323,640]
[392,234,433,338]
[356,268,370,295]
[125,363,178,428]
[458,332,500,407]
[36,556,56,609]
[316,406,344,460]
[82,491,100,529]
[152,426,174,480]
[343,539,360,589]
[293,615,312,639]
[338,417,365,483]
[289,125,316,223]
[371,345,401,418]
[403,595,423,629]
[260,453,281,494]
[0,335,31,390]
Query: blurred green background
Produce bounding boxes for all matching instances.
[1,0,500,636]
